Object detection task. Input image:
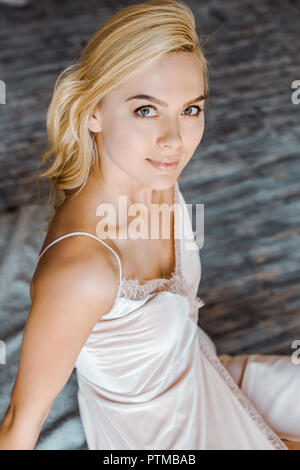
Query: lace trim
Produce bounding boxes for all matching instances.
[118,180,182,300]
[118,271,205,323]
[118,230,182,300]
[119,270,178,300]
[198,338,288,450]
[193,295,205,310]
[117,181,205,317]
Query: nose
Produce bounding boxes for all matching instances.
[157,118,182,150]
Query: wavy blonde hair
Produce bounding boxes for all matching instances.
[37,0,210,229]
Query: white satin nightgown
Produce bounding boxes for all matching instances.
[36,180,300,450]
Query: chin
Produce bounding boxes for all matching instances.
[148,177,178,191]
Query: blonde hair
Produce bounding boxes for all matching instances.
[37,0,210,230]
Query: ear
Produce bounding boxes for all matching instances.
[87,106,102,133]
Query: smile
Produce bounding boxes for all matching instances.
[146,158,179,172]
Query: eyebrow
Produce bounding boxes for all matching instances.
[125,93,208,107]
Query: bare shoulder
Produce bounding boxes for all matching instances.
[30,234,121,322]
[8,234,121,423]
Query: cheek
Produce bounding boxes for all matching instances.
[195,114,205,137]
[101,117,150,163]
[197,122,205,143]
[184,119,204,147]
[117,118,151,146]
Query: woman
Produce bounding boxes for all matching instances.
[0,0,299,450]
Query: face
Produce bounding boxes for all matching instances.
[88,51,206,193]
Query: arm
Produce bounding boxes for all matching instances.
[0,245,119,450]
[0,403,49,450]
[218,353,300,444]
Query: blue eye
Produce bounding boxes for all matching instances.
[134,105,203,118]
[183,105,203,116]
[135,106,157,118]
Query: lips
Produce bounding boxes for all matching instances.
[147,158,179,164]
[146,158,179,172]
[147,158,178,164]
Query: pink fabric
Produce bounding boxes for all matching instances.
[38,181,293,449]
[219,353,300,443]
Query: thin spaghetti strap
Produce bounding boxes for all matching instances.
[36,231,123,283]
